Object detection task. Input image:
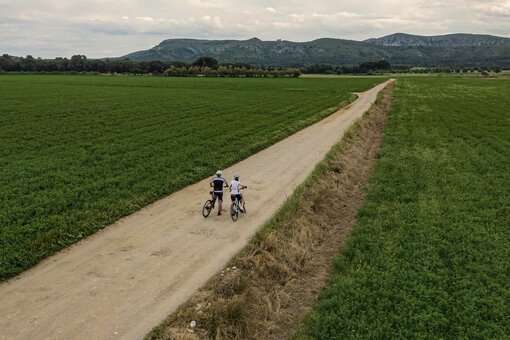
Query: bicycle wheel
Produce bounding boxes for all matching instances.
[202,200,213,218]
[230,202,239,222]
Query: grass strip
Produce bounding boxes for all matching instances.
[298,77,510,339]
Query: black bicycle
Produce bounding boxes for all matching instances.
[202,191,216,218]
[230,189,247,222]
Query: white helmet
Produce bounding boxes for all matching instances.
[216,170,222,177]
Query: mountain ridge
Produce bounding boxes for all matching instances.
[125,33,510,67]
[365,32,510,47]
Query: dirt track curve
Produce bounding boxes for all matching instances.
[0,80,392,340]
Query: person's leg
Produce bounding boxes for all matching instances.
[238,194,244,212]
[217,193,223,215]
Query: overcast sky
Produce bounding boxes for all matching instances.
[1,0,510,58]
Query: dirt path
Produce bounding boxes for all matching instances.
[0,80,392,340]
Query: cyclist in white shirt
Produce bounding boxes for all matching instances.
[230,175,247,212]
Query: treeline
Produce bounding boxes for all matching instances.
[302,60,505,75]
[164,56,300,77]
[303,60,392,74]
[0,55,300,77]
[407,66,503,74]
[2,54,503,76]
[0,54,173,74]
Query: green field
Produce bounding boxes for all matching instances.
[0,75,384,280]
[299,77,510,338]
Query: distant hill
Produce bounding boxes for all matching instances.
[125,38,388,66]
[364,33,510,47]
[125,33,510,67]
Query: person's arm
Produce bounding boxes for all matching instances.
[223,178,229,188]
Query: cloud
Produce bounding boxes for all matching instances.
[272,21,294,28]
[476,1,510,17]
[188,0,225,9]
[1,0,509,58]
[312,11,362,19]
[136,16,155,22]
[201,15,223,28]
[288,13,305,23]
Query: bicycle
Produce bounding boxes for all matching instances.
[202,191,216,218]
[230,189,247,222]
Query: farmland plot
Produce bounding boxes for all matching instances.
[299,77,510,339]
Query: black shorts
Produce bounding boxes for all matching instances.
[213,192,223,201]
[231,194,242,202]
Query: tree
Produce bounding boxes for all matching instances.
[70,55,87,71]
[192,57,219,69]
[358,60,391,73]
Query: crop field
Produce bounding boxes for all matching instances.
[0,75,384,280]
[299,77,510,338]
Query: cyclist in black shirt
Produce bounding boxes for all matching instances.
[210,170,228,215]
